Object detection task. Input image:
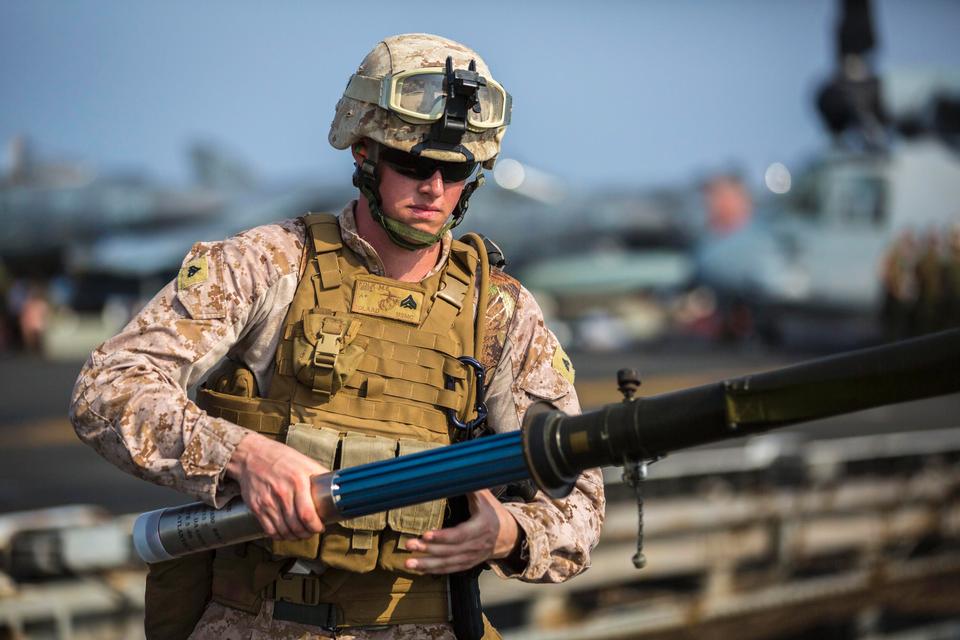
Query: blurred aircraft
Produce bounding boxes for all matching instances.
[470,170,700,349]
[0,138,352,313]
[695,0,960,344]
[65,181,353,311]
[0,137,224,277]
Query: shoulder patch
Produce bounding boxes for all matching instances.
[552,343,576,385]
[177,256,209,290]
[175,243,226,320]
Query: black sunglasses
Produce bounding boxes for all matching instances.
[378,147,478,183]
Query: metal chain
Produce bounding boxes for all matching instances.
[622,459,649,569]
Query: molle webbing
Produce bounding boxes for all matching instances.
[267,212,480,434]
[199,387,288,437]
[296,390,451,434]
[355,321,462,357]
[277,324,458,375]
[344,376,464,410]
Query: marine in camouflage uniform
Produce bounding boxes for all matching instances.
[69,34,604,640]
[914,230,945,335]
[942,223,960,329]
[879,229,918,340]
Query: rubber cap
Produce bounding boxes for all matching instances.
[132,508,174,563]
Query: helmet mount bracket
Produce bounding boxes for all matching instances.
[410,57,485,162]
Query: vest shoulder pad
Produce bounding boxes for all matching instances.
[301,212,341,253]
[450,236,480,266]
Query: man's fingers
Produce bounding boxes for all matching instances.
[260,507,287,539]
[248,494,278,538]
[282,508,308,539]
[295,482,324,534]
[406,536,485,557]
[264,498,294,539]
[421,523,472,545]
[257,513,277,538]
[250,491,297,540]
[272,486,309,539]
[406,553,476,574]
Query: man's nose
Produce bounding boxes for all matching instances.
[419,170,445,196]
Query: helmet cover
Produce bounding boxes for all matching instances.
[329,33,508,168]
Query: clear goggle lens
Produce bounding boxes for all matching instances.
[394,74,447,120]
[344,69,510,130]
[390,71,509,129]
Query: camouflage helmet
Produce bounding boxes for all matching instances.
[329,33,509,169]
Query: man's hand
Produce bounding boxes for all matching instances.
[225,432,328,541]
[402,489,520,574]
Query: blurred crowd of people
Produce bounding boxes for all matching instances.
[0,277,49,354]
[0,266,76,355]
[880,223,960,339]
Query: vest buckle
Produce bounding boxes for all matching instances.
[313,318,345,369]
[270,573,323,606]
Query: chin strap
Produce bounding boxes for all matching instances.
[353,152,485,251]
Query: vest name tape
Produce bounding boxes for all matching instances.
[351,278,425,325]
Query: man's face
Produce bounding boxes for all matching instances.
[377,163,466,236]
[353,143,469,237]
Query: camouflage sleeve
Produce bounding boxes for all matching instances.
[68,220,305,507]
[483,281,605,583]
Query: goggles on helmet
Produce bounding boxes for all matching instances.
[378,146,478,183]
[344,68,512,131]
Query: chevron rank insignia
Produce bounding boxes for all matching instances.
[177,257,209,290]
[552,344,576,385]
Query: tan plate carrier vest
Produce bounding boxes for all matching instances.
[192,213,492,629]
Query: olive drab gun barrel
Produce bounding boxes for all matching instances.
[133,329,960,564]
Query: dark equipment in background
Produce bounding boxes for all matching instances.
[816,0,888,150]
[816,0,960,151]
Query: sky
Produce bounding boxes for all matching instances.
[1,0,959,192]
